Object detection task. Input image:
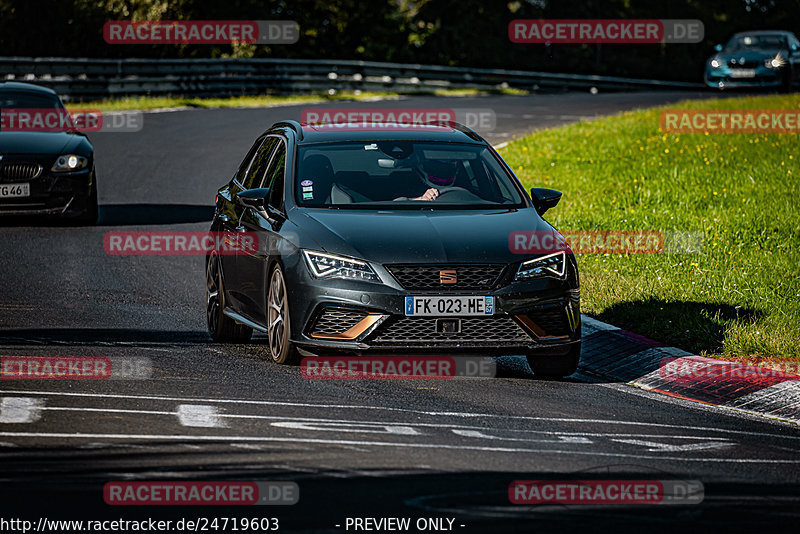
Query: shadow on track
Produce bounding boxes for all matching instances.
[0,328,211,346]
[0,456,798,534]
[98,204,214,226]
[0,204,214,227]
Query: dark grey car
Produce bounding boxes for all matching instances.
[206,120,581,377]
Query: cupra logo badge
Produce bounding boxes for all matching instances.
[439,269,457,285]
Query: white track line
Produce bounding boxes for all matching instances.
[1,389,797,441]
[0,431,797,464]
[177,404,225,428]
[0,397,43,423]
[30,406,739,441]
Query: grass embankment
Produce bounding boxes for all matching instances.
[65,91,400,112]
[502,94,799,363]
[67,87,530,112]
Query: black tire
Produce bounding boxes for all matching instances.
[206,252,253,343]
[526,343,581,377]
[266,264,298,364]
[780,69,793,93]
[74,179,98,225]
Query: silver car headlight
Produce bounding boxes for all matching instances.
[515,251,566,281]
[51,154,88,172]
[302,250,381,282]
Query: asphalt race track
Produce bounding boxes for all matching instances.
[2,92,799,533]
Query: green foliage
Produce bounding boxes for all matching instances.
[1,0,798,80]
[502,93,800,361]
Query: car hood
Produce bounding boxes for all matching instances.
[714,49,781,64]
[296,208,555,265]
[0,131,83,155]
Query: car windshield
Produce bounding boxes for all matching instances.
[724,34,787,51]
[295,141,524,208]
[0,91,63,109]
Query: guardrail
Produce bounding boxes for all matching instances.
[0,57,704,100]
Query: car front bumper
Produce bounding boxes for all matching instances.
[704,67,786,89]
[282,252,581,356]
[0,160,94,218]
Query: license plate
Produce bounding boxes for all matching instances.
[405,296,494,316]
[729,69,756,78]
[0,183,30,198]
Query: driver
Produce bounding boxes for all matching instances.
[396,159,457,201]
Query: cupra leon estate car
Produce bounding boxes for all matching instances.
[705,30,800,91]
[0,82,98,223]
[205,120,581,377]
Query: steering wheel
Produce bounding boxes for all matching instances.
[432,187,484,202]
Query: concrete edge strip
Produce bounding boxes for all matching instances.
[579,314,800,424]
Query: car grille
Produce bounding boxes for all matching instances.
[1,162,43,182]
[386,264,505,290]
[524,306,572,337]
[369,316,531,345]
[310,309,368,337]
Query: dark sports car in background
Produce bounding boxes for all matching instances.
[0,82,98,223]
[705,30,800,90]
[206,120,581,376]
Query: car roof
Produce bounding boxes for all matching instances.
[731,30,795,37]
[266,121,486,145]
[0,81,59,95]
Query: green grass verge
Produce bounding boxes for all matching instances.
[432,87,530,97]
[502,93,800,363]
[67,88,528,112]
[66,91,400,112]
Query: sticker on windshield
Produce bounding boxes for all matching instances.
[301,179,313,186]
[302,191,314,199]
[302,186,313,192]
[364,143,378,150]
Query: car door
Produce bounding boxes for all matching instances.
[225,136,278,310]
[789,36,800,86]
[217,136,264,303]
[236,136,287,321]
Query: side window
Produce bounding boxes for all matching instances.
[243,137,278,189]
[264,141,287,209]
[235,137,264,184]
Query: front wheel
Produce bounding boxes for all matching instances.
[780,69,794,93]
[74,179,98,225]
[267,264,298,364]
[526,343,581,377]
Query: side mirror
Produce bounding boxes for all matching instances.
[714,44,723,52]
[236,187,270,211]
[530,188,562,216]
[792,44,799,52]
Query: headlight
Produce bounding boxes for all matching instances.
[710,59,721,68]
[302,250,381,282]
[515,251,566,281]
[765,57,784,68]
[52,154,88,172]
